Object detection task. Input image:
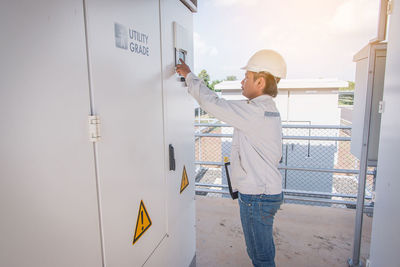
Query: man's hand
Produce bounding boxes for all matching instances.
[176,59,191,78]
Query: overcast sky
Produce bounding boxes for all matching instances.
[193,0,380,82]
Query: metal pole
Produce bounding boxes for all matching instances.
[307,121,311,157]
[284,144,288,189]
[348,44,377,267]
[195,161,375,175]
[348,164,368,266]
[198,108,202,162]
[195,123,352,129]
[195,133,352,141]
[196,183,372,199]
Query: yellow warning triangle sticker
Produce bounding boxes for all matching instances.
[180,165,189,194]
[132,200,152,245]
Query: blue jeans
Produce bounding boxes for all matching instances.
[238,192,283,267]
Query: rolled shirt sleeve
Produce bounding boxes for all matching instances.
[185,72,250,131]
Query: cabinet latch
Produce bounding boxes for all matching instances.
[387,0,394,15]
[88,115,101,142]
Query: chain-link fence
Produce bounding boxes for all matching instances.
[194,113,375,210]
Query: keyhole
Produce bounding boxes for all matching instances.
[141,210,144,230]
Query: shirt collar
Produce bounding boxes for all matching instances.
[247,94,272,104]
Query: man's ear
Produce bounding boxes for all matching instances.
[257,77,266,90]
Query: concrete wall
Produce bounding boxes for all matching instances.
[220,89,341,125]
[285,89,341,125]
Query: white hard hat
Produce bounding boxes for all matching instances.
[241,49,287,78]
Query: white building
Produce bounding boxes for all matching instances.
[215,79,348,125]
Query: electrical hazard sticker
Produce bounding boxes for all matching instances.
[180,165,189,194]
[133,200,152,245]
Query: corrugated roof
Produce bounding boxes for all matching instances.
[214,79,348,90]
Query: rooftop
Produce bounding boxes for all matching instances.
[196,196,372,267]
[215,79,349,91]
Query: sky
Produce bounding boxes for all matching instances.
[193,0,380,82]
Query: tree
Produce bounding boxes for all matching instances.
[226,75,237,81]
[338,81,355,106]
[198,69,210,88]
[197,69,222,91]
[210,80,222,91]
[339,81,355,91]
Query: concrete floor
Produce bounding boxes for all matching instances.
[196,196,372,267]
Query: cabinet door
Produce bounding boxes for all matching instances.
[159,0,196,266]
[0,1,103,266]
[84,0,167,265]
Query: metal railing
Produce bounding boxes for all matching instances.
[194,122,375,209]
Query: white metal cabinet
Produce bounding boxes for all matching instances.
[369,2,400,265]
[351,43,387,166]
[0,1,196,266]
[83,0,168,266]
[0,1,103,266]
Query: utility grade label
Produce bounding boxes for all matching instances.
[114,23,150,56]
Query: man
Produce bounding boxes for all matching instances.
[176,49,286,267]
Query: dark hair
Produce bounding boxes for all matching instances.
[252,71,280,97]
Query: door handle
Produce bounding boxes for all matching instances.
[169,144,176,171]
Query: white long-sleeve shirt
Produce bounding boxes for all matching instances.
[186,72,282,195]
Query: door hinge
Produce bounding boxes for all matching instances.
[378,100,385,114]
[387,0,394,15]
[88,115,101,142]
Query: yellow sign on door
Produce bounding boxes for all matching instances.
[180,165,189,193]
[133,200,152,245]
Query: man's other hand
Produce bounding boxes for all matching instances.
[176,59,191,78]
